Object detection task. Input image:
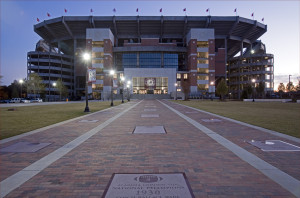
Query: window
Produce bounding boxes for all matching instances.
[140,53,161,68]
[96,68,103,73]
[96,75,104,80]
[123,53,137,68]
[197,59,208,64]
[183,74,188,79]
[93,59,104,64]
[177,73,181,79]
[197,41,208,48]
[197,84,208,91]
[163,53,178,68]
[197,52,208,58]
[92,41,104,47]
[197,76,209,80]
[197,68,208,74]
[92,52,104,58]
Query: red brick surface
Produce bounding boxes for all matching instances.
[1,100,298,197]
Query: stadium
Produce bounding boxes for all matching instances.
[27,15,274,100]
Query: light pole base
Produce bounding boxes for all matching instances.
[84,106,90,112]
[110,102,114,106]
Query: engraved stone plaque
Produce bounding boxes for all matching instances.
[141,114,159,118]
[248,140,300,151]
[0,142,52,153]
[102,173,194,198]
[133,126,166,134]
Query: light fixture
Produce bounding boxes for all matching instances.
[83,53,90,61]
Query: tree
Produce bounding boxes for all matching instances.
[181,79,190,101]
[256,82,265,98]
[277,83,285,98]
[55,79,69,100]
[286,82,295,92]
[26,73,45,98]
[296,78,300,91]
[216,78,228,101]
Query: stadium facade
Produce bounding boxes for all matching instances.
[27,16,274,100]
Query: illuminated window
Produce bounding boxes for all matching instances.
[177,73,181,79]
[93,59,104,64]
[197,52,208,58]
[92,41,104,47]
[183,74,188,79]
[197,84,209,91]
[120,73,124,79]
[197,59,208,64]
[197,41,208,48]
[92,52,104,58]
[197,68,208,74]
[96,75,104,80]
[96,68,103,73]
[197,76,209,80]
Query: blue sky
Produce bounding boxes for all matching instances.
[1,0,299,89]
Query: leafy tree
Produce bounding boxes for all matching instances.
[296,79,300,91]
[26,73,45,98]
[277,83,285,98]
[181,79,190,101]
[256,82,265,98]
[216,78,228,101]
[286,82,295,92]
[54,79,69,100]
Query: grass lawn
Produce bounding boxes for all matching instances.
[173,100,300,138]
[0,101,124,140]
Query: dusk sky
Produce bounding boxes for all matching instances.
[1,0,299,89]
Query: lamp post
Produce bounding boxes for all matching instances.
[83,52,91,112]
[52,82,57,101]
[127,80,131,101]
[251,78,256,102]
[120,77,125,103]
[19,79,24,98]
[174,83,178,100]
[110,70,115,106]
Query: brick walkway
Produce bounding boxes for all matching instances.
[0,100,299,197]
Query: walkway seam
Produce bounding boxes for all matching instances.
[169,100,300,143]
[0,102,132,145]
[159,100,300,198]
[0,101,142,198]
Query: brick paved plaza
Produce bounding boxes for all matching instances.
[1,100,299,197]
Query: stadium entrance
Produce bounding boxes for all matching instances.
[132,77,168,94]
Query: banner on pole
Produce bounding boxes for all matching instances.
[88,68,96,82]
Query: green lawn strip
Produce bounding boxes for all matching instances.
[0,101,124,140]
[173,100,300,138]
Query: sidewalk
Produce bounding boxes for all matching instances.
[0,99,299,197]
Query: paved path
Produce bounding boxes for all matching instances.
[0,100,299,197]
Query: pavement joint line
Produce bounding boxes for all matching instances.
[0,102,135,145]
[0,100,142,198]
[158,100,300,198]
[168,100,300,143]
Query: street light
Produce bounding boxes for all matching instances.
[251,78,256,102]
[251,50,255,54]
[83,52,91,112]
[52,82,57,101]
[19,79,24,98]
[174,83,178,100]
[109,70,115,106]
[120,76,125,103]
[127,80,131,101]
